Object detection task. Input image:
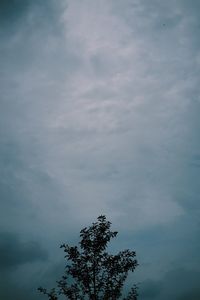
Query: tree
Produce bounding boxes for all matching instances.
[38,215,138,300]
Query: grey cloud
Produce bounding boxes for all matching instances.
[140,279,162,299]
[0,0,63,45]
[0,232,48,270]
[0,277,41,300]
[178,290,200,300]
[0,0,200,299]
[161,268,200,300]
[0,0,61,27]
[0,258,67,300]
[0,0,199,230]
[0,0,199,235]
[140,268,200,300]
[0,0,30,25]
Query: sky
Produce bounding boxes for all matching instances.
[0,0,200,299]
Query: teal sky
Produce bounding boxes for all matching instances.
[0,1,200,299]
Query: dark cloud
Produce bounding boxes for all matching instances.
[163,268,200,298]
[0,0,64,37]
[0,277,42,300]
[140,279,162,299]
[0,0,30,24]
[140,268,200,300]
[0,260,65,300]
[0,232,48,270]
[177,289,200,300]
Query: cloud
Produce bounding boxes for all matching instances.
[140,279,162,299]
[0,0,30,25]
[0,0,200,299]
[0,277,41,300]
[0,232,48,270]
[0,0,63,30]
[0,0,199,255]
[140,268,200,300]
[178,290,200,300]
[0,0,199,239]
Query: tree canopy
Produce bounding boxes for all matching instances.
[38,215,138,300]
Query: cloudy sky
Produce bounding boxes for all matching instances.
[0,0,200,299]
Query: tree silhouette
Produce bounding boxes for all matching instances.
[38,215,138,299]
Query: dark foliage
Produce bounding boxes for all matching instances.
[38,215,138,299]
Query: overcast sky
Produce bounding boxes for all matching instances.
[0,0,200,299]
